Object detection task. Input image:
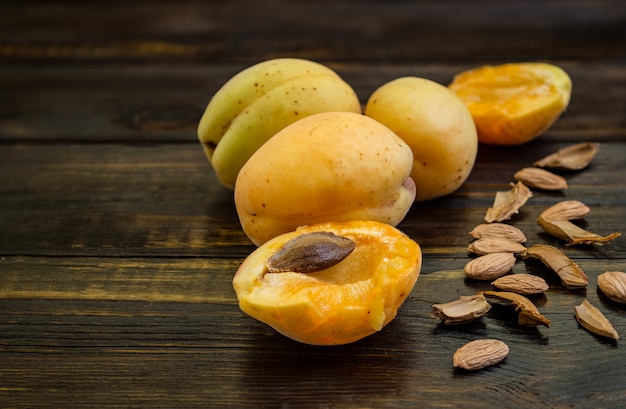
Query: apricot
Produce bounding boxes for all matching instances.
[365,77,478,201]
[197,58,362,189]
[448,62,572,145]
[232,221,422,345]
[234,111,416,246]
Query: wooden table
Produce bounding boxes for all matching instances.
[1,1,625,408]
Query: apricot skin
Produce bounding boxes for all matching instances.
[232,221,422,346]
[365,77,478,201]
[234,112,416,246]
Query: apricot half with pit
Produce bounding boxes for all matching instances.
[232,221,422,345]
[235,111,416,246]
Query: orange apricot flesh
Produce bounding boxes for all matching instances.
[449,62,572,145]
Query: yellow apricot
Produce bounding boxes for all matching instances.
[235,112,415,246]
[365,77,478,201]
[232,221,422,345]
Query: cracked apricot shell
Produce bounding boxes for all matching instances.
[232,220,422,346]
[449,62,572,145]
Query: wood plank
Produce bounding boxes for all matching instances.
[1,141,624,258]
[1,256,625,408]
[1,0,624,63]
[0,143,253,257]
[1,61,625,142]
[0,256,239,304]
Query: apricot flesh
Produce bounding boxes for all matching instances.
[234,111,416,246]
[365,77,478,201]
[448,62,572,145]
[232,221,422,345]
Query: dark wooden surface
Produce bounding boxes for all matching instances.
[1,1,626,408]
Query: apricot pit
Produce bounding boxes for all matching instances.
[266,231,356,274]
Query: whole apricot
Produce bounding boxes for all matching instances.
[234,112,416,246]
[232,221,422,345]
[365,77,478,201]
[197,58,361,189]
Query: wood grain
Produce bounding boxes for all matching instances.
[1,0,624,63]
[1,1,626,408]
[2,256,625,408]
[1,142,624,257]
[1,61,625,142]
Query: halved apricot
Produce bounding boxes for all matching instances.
[232,220,422,345]
[449,62,572,145]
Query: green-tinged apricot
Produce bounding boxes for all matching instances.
[232,221,422,345]
[197,58,361,189]
[235,112,415,246]
[365,77,478,201]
